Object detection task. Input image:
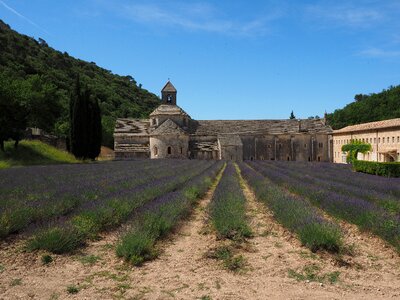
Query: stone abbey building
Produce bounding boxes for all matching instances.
[114,81,333,161]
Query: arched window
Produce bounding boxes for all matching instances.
[167,94,172,103]
[154,146,158,156]
[167,146,172,155]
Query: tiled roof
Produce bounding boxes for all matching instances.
[333,118,400,134]
[189,119,332,135]
[149,105,190,117]
[151,119,187,136]
[161,81,177,92]
[114,119,149,136]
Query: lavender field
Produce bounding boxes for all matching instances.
[1,160,400,299]
[245,161,400,252]
[0,160,221,252]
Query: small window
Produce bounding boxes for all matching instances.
[379,137,381,143]
[308,157,311,162]
[392,137,395,143]
[154,146,158,156]
[382,138,385,143]
[387,137,389,143]
[180,147,183,154]
[317,156,321,162]
[304,144,307,148]
[167,146,172,154]
[374,138,376,144]
[287,156,290,161]
[397,136,400,143]
[167,94,172,103]
[152,119,156,125]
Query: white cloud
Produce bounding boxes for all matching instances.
[305,3,384,28]
[359,47,400,58]
[100,1,280,37]
[0,0,49,34]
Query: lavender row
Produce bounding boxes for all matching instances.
[250,161,400,252]
[209,163,251,240]
[264,160,400,198]
[0,160,211,239]
[239,163,342,252]
[114,162,223,265]
[259,161,400,214]
[26,161,218,253]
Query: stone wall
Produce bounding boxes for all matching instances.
[333,128,400,163]
[240,134,330,162]
[150,135,189,159]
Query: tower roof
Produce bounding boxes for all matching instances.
[161,81,177,92]
[150,104,190,117]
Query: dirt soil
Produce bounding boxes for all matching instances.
[1,174,400,299]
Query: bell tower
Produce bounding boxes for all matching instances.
[161,80,177,105]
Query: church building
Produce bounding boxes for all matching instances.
[114,81,333,161]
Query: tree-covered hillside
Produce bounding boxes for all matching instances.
[0,20,160,147]
[327,85,400,129]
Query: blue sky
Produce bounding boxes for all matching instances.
[1,0,400,120]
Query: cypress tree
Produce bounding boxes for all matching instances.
[70,76,102,160]
[87,95,102,160]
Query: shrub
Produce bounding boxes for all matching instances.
[116,230,156,266]
[298,223,343,253]
[0,208,33,238]
[41,254,53,265]
[353,160,400,178]
[27,226,85,254]
[66,285,79,294]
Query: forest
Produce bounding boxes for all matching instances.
[326,85,400,129]
[0,20,159,148]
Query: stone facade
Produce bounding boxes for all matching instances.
[332,118,400,163]
[114,81,333,161]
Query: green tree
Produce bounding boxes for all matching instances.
[0,74,28,151]
[342,141,372,164]
[289,111,296,119]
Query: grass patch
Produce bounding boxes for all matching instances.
[66,285,80,294]
[288,264,340,284]
[10,278,22,286]
[78,254,100,265]
[0,140,79,168]
[41,254,53,265]
[206,245,247,272]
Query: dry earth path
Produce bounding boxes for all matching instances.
[1,167,400,299]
